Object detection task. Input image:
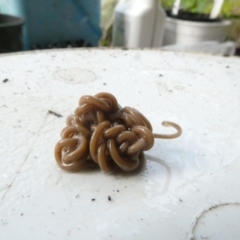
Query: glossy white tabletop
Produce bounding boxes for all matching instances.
[0,49,240,240]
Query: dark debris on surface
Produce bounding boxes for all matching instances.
[48,110,63,118]
[32,39,93,50]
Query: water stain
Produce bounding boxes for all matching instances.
[155,81,186,96]
[189,202,240,240]
[53,68,96,84]
[145,154,172,196]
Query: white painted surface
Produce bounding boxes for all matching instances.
[0,49,240,240]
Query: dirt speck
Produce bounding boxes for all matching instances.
[48,110,63,118]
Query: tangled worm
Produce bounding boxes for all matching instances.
[54,92,182,173]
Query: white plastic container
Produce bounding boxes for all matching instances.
[163,17,232,46]
[112,0,166,48]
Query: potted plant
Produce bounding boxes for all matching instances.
[0,13,25,53]
[161,0,232,45]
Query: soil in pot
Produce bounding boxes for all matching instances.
[166,10,221,23]
[0,14,25,53]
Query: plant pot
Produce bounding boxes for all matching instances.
[162,11,232,46]
[0,14,25,53]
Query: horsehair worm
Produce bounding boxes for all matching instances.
[54,92,182,173]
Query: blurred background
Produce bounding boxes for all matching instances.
[0,0,239,55]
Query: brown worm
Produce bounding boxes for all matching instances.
[54,92,182,174]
